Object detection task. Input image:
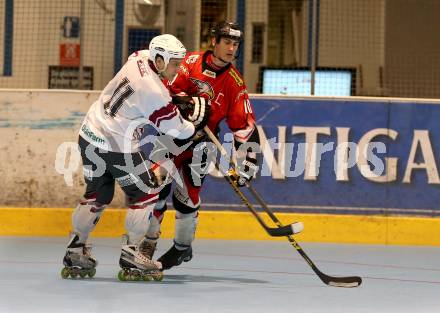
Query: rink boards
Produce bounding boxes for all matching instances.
[203,95,440,216]
[0,90,440,245]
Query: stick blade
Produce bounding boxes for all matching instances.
[267,224,293,236]
[325,276,362,288]
[267,222,304,237]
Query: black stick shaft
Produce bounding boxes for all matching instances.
[212,159,291,237]
[204,127,362,287]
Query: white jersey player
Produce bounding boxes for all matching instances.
[80,42,194,153]
[61,34,210,281]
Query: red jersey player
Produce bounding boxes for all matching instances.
[140,22,261,270]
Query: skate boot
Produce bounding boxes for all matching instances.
[139,236,158,260]
[157,243,193,271]
[118,235,163,282]
[61,233,97,279]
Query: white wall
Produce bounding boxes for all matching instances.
[307,0,385,96]
[0,1,117,89]
[243,0,268,93]
[0,2,5,75]
[384,0,440,98]
[0,0,166,90]
[0,89,126,207]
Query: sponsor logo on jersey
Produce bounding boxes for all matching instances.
[202,69,216,78]
[228,68,244,86]
[137,59,147,77]
[189,78,215,100]
[81,124,106,144]
[179,64,189,75]
[186,55,199,64]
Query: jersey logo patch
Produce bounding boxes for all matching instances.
[202,69,216,78]
[189,78,215,100]
[235,89,248,103]
[179,64,189,75]
[215,92,224,106]
[228,68,244,86]
[137,60,147,77]
[186,55,199,64]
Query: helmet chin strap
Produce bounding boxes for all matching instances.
[155,60,167,77]
[212,51,230,65]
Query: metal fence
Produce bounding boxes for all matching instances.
[0,0,439,98]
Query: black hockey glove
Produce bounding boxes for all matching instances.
[171,93,193,110]
[136,152,170,190]
[172,94,211,130]
[144,166,168,189]
[235,154,258,187]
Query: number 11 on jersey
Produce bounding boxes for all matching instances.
[104,77,134,117]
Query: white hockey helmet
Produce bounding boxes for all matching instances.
[149,34,186,72]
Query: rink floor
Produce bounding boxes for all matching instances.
[0,237,439,313]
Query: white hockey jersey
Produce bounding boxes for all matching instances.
[79,50,195,153]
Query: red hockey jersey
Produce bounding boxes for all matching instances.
[170,50,256,144]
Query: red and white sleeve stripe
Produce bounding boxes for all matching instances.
[149,103,178,127]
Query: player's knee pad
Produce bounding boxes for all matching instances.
[125,201,156,245]
[72,199,106,243]
[174,211,199,248]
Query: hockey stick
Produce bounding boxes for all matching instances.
[245,184,362,288]
[200,133,302,238]
[204,126,362,288]
[214,163,303,238]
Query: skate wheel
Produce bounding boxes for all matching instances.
[70,272,78,278]
[88,268,96,278]
[152,272,164,281]
[142,274,152,281]
[79,271,87,278]
[61,267,70,279]
[118,270,127,281]
[132,271,141,281]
